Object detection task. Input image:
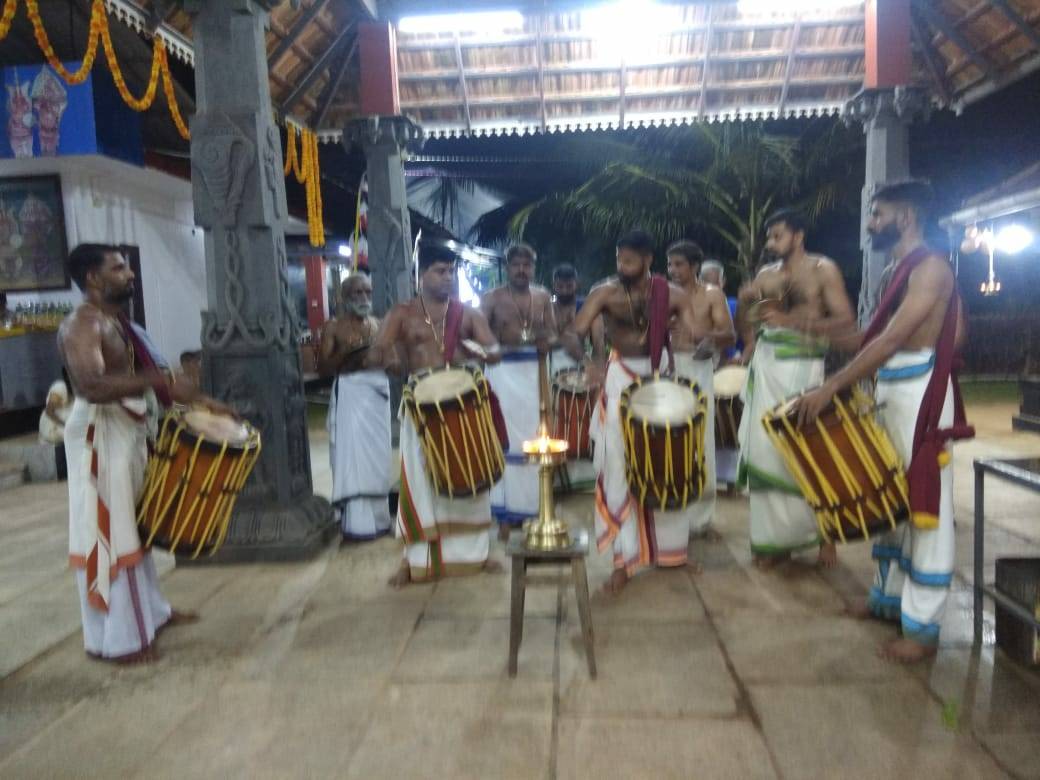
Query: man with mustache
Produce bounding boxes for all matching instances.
[320,272,393,541]
[564,230,709,596]
[792,180,971,664]
[736,209,854,571]
[481,244,557,540]
[58,244,217,663]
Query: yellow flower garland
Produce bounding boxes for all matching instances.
[0,0,18,40]
[7,0,323,244]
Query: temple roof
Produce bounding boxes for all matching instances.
[5,1,1040,142]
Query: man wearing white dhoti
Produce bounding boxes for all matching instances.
[550,263,605,491]
[59,244,211,662]
[794,181,972,663]
[564,230,708,595]
[366,244,504,586]
[482,244,557,538]
[320,274,392,540]
[666,241,735,539]
[736,210,855,569]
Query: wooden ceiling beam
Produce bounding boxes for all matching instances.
[397,45,864,82]
[989,0,1040,49]
[268,0,329,67]
[945,7,1040,79]
[401,75,860,109]
[314,39,358,129]
[454,34,473,134]
[777,16,802,115]
[911,13,951,104]
[696,3,714,119]
[913,0,996,79]
[535,26,547,131]
[280,25,355,114]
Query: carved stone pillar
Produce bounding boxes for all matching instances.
[342,116,424,317]
[844,86,930,325]
[183,0,334,561]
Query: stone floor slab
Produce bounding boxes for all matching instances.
[555,716,778,780]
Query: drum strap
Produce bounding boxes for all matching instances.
[442,299,464,364]
[118,313,172,407]
[648,275,675,375]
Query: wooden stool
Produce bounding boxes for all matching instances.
[506,528,596,679]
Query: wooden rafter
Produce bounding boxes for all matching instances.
[279,25,354,114]
[619,58,627,128]
[913,0,996,79]
[535,25,547,131]
[268,0,329,67]
[454,34,473,134]
[945,6,1040,79]
[911,13,951,104]
[989,0,1040,49]
[314,39,357,129]
[777,15,802,115]
[696,3,714,119]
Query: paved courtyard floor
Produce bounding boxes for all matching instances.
[1,400,1039,778]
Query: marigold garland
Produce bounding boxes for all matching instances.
[0,0,17,40]
[27,0,101,84]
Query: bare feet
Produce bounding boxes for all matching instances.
[497,524,512,543]
[844,597,875,620]
[816,542,838,569]
[168,609,199,625]
[685,560,703,575]
[878,636,937,664]
[115,644,161,665]
[600,568,629,597]
[483,559,504,574]
[387,560,412,588]
[753,552,789,571]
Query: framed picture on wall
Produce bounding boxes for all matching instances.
[0,174,69,291]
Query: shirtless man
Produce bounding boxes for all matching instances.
[735,210,854,570]
[666,241,736,541]
[321,274,393,541]
[550,263,605,371]
[481,244,557,538]
[367,245,502,586]
[792,180,970,664]
[59,244,205,663]
[564,230,708,595]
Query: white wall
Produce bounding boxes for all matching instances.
[1,155,205,365]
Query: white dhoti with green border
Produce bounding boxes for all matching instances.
[737,328,825,557]
[868,349,955,647]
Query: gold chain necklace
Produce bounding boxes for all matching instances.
[509,287,534,343]
[419,295,446,354]
[624,279,649,345]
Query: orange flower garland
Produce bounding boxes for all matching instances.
[0,0,17,40]
[100,12,161,111]
[159,45,191,140]
[283,125,325,247]
[26,0,102,84]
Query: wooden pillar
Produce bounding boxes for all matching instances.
[864,0,911,89]
[303,254,328,335]
[359,22,401,116]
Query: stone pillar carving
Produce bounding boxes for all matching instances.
[342,116,424,317]
[182,0,334,561]
[844,86,931,326]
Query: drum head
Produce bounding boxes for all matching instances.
[412,367,476,404]
[628,380,698,425]
[553,369,587,393]
[183,408,251,446]
[713,366,747,397]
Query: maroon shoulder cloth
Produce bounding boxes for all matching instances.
[442,298,464,364]
[861,246,974,526]
[647,274,674,374]
[118,313,172,407]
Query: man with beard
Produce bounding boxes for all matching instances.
[366,245,503,586]
[666,241,735,541]
[564,230,708,595]
[320,272,392,541]
[792,180,971,664]
[58,244,214,663]
[549,263,605,491]
[481,244,557,539]
[736,209,855,571]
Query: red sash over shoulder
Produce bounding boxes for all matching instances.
[118,313,172,407]
[861,246,974,529]
[647,274,674,374]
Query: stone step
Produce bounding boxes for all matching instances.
[0,459,26,492]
